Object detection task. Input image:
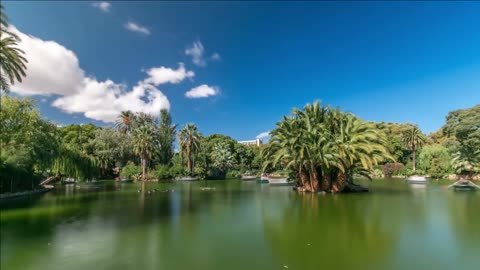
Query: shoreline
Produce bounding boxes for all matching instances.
[0,186,54,200]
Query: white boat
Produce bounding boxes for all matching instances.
[241,175,257,180]
[406,176,427,184]
[268,177,289,185]
[176,176,199,181]
[62,177,76,184]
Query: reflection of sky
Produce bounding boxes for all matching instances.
[2,181,480,270]
[389,192,477,270]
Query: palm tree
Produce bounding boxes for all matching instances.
[263,101,392,193]
[115,110,134,134]
[0,4,28,93]
[177,124,201,175]
[402,126,426,172]
[132,124,156,180]
[211,142,235,176]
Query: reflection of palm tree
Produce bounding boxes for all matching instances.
[402,126,426,172]
[261,194,402,270]
[1,4,28,93]
[177,124,201,174]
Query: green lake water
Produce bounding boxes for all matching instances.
[1,179,479,270]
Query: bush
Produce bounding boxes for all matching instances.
[121,162,142,179]
[382,163,405,177]
[193,166,207,180]
[226,170,241,179]
[152,164,172,180]
[169,164,186,177]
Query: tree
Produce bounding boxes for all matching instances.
[417,144,452,175]
[89,127,132,177]
[262,101,392,193]
[177,124,201,175]
[0,4,28,92]
[210,142,235,176]
[442,105,480,175]
[402,126,426,172]
[157,109,176,165]
[115,110,135,134]
[132,124,157,180]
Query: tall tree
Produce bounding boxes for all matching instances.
[0,4,27,92]
[132,124,157,180]
[158,109,176,165]
[177,124,201,174]
[402,126,427,172]
[115,110,135,134]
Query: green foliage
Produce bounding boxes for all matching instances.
[0,3,28,93]
[193,166,207,180]
[417,144,452,174]
[178,123,202,174]
[121,162,142,180]
[89,127,132,177]
[152,164,172,180]
[0,96,60,192]
[157,109,176,165]
[226,170,241,179]
[210,142,235,175]
[263,101,393,192]
[51,145,98,181]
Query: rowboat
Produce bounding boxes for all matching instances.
[448,180,479,191]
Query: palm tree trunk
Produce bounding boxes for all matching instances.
[141,158,147,180]
[412,145,416,172]
[309,165,319,192]
[187,158,192,174]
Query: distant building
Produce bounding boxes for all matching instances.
[238,138,263,147]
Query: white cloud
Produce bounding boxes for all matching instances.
[143,63,194,85]
[256,131,270,139]
[185,84,219,98]
[53,80,169,123]
[124,21,150,35]
[185,41,205,66]
[9,26,170,123]
[8,26,85,96]
[211,53,221,61]
[92,1,111,12]
[185,41,220,67]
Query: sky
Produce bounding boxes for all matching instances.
[4,1,480,140]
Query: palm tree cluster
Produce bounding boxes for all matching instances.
[1,3,27,92]
[262,101,393,193]
[116,110,159,180]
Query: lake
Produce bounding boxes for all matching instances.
[1,179,479,270]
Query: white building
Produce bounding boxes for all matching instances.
[238,138,263,147]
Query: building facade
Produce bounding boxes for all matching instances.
[238,138,263,147]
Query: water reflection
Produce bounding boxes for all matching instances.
[1,180,479,270]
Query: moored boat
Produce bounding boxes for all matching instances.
[268,176,289,185]
[406,175,427,184]
[448,180,479,191]
[176,176,199,181]
[120,179,133,183]
[241,175,257,180]
[62,177,76,184]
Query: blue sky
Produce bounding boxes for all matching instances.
[5,1,480,140]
